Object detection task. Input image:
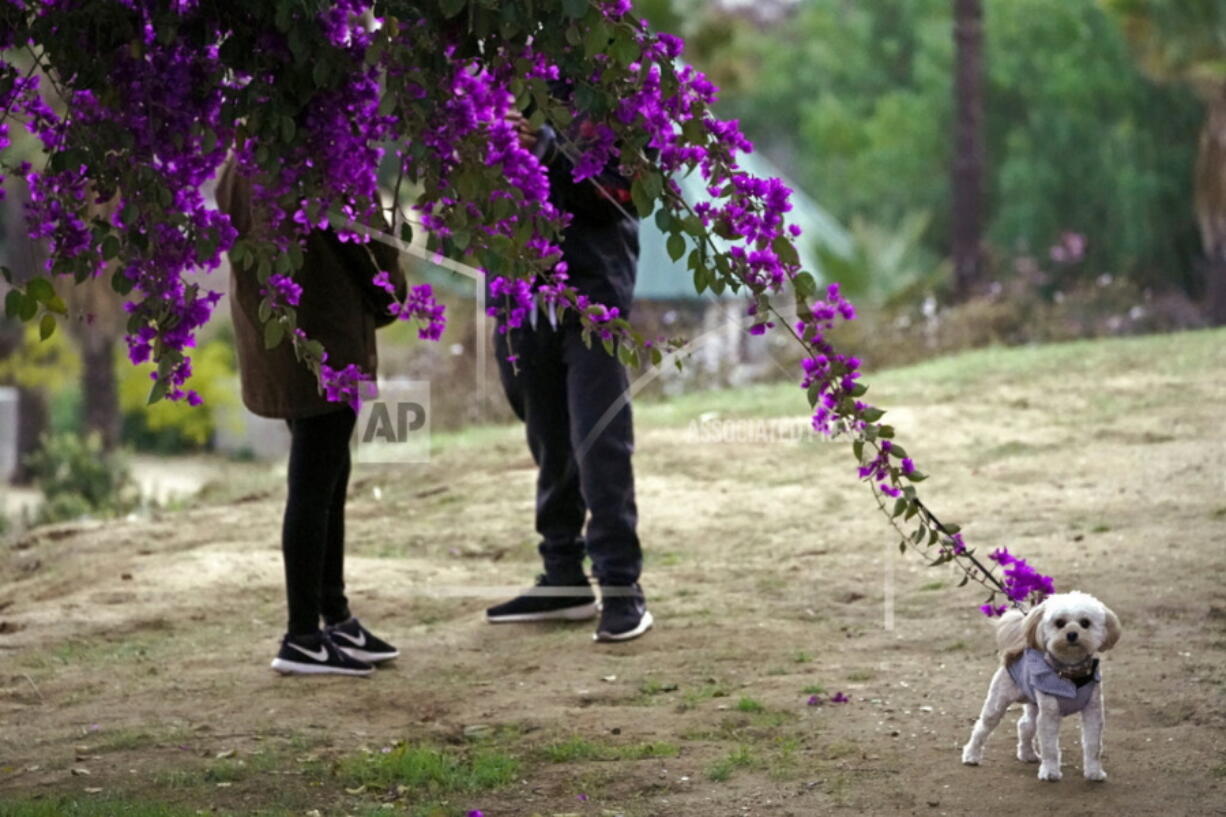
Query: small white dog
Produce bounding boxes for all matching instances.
[961,591,1121,781]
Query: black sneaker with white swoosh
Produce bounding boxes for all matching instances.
[270,631,374,677]
[325,617,400,664]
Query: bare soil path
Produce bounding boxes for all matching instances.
[2,331,1225,817]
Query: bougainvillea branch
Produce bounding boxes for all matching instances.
[0,0,1051,614]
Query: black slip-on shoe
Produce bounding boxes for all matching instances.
[486,574,598,623]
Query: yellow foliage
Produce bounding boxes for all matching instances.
[117,339,237,446]
[0,323,81,391]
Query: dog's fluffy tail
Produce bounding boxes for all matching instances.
[994,608,1027,663]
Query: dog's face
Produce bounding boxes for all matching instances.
[1024,591,1120,663]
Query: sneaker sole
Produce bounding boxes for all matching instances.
[270,657,374,677]
[594,609,655,642]
[486,602,599,623]
[337,647,400,664]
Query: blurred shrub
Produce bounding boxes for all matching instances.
[119,338,237,452]
[24,431,135,524]
[0,322,80,391]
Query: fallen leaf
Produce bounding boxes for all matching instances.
[70,768,90,777]
[84,787,103,794]
[215,749,236,759]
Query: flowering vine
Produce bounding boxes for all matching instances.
[0,0,1050,614]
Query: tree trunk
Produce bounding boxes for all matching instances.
[1196,86,1226,325]
[79,333,121,450]
[14,386,47,485]
[951,0,986,301]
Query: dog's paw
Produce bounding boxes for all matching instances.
[1037,765,1062,782]
[1017,746,1040,763]
[961,745,982,766]
[1084,767,1107,782]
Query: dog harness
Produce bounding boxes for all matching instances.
[1007,648,1100,716]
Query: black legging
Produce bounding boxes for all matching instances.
[282,408,355,635]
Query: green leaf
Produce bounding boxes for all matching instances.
[147,377,169,405]
[45,295,67,315]
[852,439,864,462]
[891,497,907,518]
[111,272,135,295]
[861,407,885,422]
[876,423,893,438]
[17,292,37,321]
[654,208,674,232]
[584,20,609,58]
[666,232,686,263]
[562,0,588,18]
[5,290,26,320]
[792,271,818,299]
[102,235,121,260]
[281,114,297,143]
[849,382,869,397]
[440,0,467,18]
[630,175,655,218]
[887,444,908,459]
[264,319,286,350]
[26,277,55,304]
[904,470,928,482]
[38,313,56,341]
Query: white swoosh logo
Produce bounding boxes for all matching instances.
[287,642,329,662]
[333,629,366,648]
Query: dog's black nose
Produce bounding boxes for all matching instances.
[1067,631,1079,643]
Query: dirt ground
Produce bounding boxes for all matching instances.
[2,331,1225,816]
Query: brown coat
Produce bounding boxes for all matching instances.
[215,161,404,419]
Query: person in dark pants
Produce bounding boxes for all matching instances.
[485,112,652,642]
[217,160,403,675]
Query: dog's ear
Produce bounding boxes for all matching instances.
[1022,602,1046,651]
[1100,606,1122,651]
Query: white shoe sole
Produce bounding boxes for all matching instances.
[337,646,400,664]
[486,602,599,623]
[270,657,373,677]
[594,609,654,642]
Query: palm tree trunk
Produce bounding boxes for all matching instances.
[1196,85,1226,325]
[951,0,985,301]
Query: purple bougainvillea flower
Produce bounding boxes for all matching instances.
[807,694,821,706]
[830,692,849,703]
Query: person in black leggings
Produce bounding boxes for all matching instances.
[217,157,403,676]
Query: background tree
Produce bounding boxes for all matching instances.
[669,0,1202,304]
[1102,0,1226,323]
[951,0,985,300]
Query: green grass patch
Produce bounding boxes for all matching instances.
[735,696,765,713]
[338,743,518,796]
[801,683,827,695]
[0,800,242,817]
[540,736,679,763]
[707,745,757,782]
[846,669,874,682]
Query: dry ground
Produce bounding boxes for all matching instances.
[2,330,1225,817]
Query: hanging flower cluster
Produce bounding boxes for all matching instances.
[0,0,1050,615]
